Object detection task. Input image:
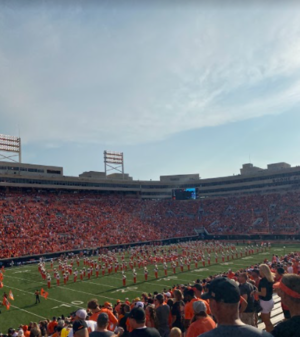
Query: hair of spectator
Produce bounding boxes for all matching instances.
[259,264,275,283]
[87,299,99,310]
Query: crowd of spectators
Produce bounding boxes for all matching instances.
[3,250,300,337]
[1,190,300,259]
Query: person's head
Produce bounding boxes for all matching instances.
[135,301,144,309]
[170,327,182,337]
[238,273,247,284]
[128,307,146,329]
[193,301,207,317]
[193,284,203,297]
[115,301,122,314]
[141,293,148,302]
[155,294,164,306]
[73,320,88,337]
[57,320,65,329]
[251,269,260,279]
[173,289,183,302]
[259,264,275,282]
[103,302,113,311]
[202,277,240,322]
[184,288,195,302]
[276,267,285,278]
[274,274,300,309]
[29,328,41,337]
[8,329,15,337]
[96,313,109,330]
[75,309,87,321]
[120,303,130,315]
[87,299,99,312]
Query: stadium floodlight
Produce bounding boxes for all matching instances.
[0,134,21,163]
[104,151,124,179]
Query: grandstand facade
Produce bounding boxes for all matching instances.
[0,160,300,198]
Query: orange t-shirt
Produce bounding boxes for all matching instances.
[48,321,58,334]
[99,308,118,330]
[89,310,102,322]
[186,316,216,337]
[185,298,211,319]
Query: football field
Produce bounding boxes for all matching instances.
[1,243,299,332]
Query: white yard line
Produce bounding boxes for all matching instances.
[4,274,117,301]
[3,284,78,308]
[10,304,47,319]
[107,275,171,288]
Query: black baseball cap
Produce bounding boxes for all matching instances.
[129,307,146,322]
[73,320,87,333]
[201,277,240,303]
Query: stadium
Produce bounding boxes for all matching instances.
[0,133,300,335]
[1,3,300,336]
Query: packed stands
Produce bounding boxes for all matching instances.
[1,190,300,258]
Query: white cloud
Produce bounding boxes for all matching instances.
[1,2,300,146]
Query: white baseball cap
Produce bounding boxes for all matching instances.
[76,309,87,320]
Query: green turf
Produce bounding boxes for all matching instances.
[1,243,299,332]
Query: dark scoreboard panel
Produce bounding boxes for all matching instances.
[172,188,197,200]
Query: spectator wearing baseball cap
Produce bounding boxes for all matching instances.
[186,301,216,337]
[128,307,160,337]
[68,309,97,337]
[274,267,291,320]
[271,274,300,337]
[97,302,118,331]
[201,277,271,337]
[73,320,88,337]
[183,288,210,329]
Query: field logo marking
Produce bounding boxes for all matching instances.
[71,301,84,306]
[220,263,233,266]
[192,268,209,272]
[112,287,138,293]
[241,257,253,260]
[52,301,84,309]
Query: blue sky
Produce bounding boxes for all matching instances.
[1,0,300,180]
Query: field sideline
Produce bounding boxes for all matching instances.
[1,243,299,332]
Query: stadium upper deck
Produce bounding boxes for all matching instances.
[0,160,300,198]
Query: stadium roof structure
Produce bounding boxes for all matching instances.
[0,160,300,199]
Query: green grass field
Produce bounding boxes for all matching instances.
[1,243,299,332]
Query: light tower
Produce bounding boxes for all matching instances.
[0,134,22,162]
[104,151,124,179]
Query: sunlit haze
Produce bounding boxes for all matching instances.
[1,0,300,180]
